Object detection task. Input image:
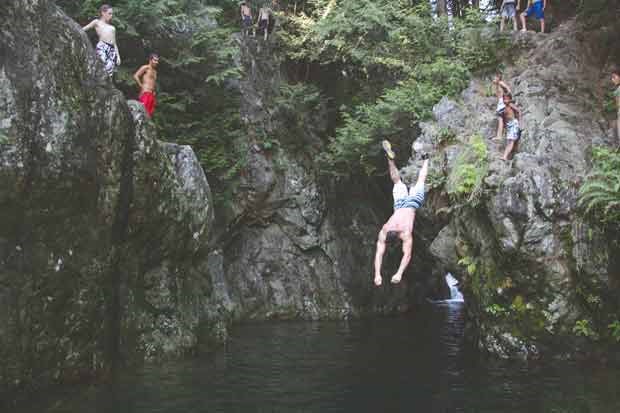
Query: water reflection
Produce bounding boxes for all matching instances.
[17,303,620,413]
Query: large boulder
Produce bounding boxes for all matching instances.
[0,0,214,401]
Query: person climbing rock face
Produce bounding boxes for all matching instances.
[82,4,121,77]
[240,1,253,37]
[612,69,620,140]
[498,93,522,161]
[373,141,429,287]
[133,53,159,118]
[520,0,547,33]
[500,0,520,32]
[493,72,512,141]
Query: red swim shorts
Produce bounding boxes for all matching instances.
[139,91,156,117]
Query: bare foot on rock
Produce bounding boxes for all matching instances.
[390,274,402,284]
[374,276,382,286]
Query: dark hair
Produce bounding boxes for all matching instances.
[612,68,620,77]
[149,53,160,60]
[99,4,112,15]
[386,231,400,242]
[503,92,513,101]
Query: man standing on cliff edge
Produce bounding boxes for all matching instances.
[373,140,429,286]
[133,53,159,118]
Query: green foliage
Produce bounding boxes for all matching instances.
[578,147,620,224]
[485,303,508,317]
[0,131,8,145]
[272,82,325,153]
[447,134,488,203]
[281,1,505,175]
[608,320,620,343]
[572,319,599,340]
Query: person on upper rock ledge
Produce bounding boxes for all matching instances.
[373,141,429,287]
[496,92,522,161]
[240,1,253,37]
[520,0,547,33]
[500,0,520,32]
[82,4,121,77]
[133,53,159,118]
[612,68,620,140]
[257,5,272,41]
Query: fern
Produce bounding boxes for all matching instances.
[578,147,620,223]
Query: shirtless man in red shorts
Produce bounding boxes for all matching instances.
[133,53,159,117]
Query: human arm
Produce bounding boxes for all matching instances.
[499,80,512,95]
[543,0,547,10]
[82,19,97,31]
[112,30,121,65]
[133,65,148,89]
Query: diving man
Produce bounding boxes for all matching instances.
[373,141,429,286]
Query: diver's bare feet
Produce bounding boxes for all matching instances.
[390,274,402,284]
[374,275,382,286]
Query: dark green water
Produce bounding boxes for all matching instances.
[19,303,620,412]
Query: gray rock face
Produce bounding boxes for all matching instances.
[0,0,214,400]
[205,35,416,322]
[421,21,619,357]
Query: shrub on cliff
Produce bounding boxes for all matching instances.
[578,147,620,225]
[280,0,508,176]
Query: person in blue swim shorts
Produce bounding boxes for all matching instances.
[520,0,547,33]
[373,141,430,286]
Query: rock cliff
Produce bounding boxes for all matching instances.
[417,20,620,358]
[204,36,426,322]
[0,0,214,400]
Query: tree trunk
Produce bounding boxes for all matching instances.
[436,0,447,15]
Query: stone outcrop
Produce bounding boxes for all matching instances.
[203,35,435,323]
[0,0,214,401]
[418,21,620,358]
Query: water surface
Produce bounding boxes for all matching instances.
[21,303,620,412]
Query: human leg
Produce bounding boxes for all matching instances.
[501,141,515,160]
[388,158,401,185]
[520,12,527,32]
[496,116,504,140]
[414,158,429,188]
[500,16,506,31]
[540,18,545,33]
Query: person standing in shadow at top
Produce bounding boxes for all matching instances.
[240,1,253,37]
[257,5,271,41]
[82,4,121,77]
